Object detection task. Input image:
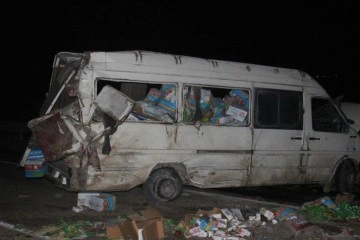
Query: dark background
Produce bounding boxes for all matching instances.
[1,2,359,122]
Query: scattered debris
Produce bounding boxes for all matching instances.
[24,147,46,178]
[89,193,116,212]
[74,192,116,212]
[18,194,30,198]
[54,193,64,198]
[171,195,358,239]
[301,196,360,222]
[106,208,164,240]
[3,194,359,239]
[0,220,51,240]
[335,193,355,205]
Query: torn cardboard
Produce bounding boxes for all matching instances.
[107,209,164,240]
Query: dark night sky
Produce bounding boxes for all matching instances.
[1,2,359,122]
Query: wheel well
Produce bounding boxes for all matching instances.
[151,163,188,184]
[333,158,360,187]
[335,158,359,178]
[323,157,359,192]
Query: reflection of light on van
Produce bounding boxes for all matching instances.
[19,51,360,203]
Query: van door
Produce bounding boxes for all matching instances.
[250,87,305,185]
[304,93,351,183]
[176,85,252,188]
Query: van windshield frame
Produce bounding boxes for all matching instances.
[39,53,87,116]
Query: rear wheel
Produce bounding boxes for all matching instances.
[143,168,183,203]
[336,160,356,193]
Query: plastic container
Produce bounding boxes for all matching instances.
[24,147,46,178]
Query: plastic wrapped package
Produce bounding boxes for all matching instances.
[215,115,235,124]
[158,98,176,116]
[144,88,161,105]
[183,86,197,122]
[209,98,227,124]
[226,105,248,122]
[142,102,171,121]
[183,100,196,122]
[158,84,176,117]
[200,88,213,107]
[200,108,212,122]
[199,89,214,121]
[229,89,249,109]
[223,95,243,108]
[161,84,176,102]
[128,101,149,121]
[224,90,250,124]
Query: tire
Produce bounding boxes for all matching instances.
[143,168,183,203]
[336,160,356,193]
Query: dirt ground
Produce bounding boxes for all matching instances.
[1,161,360,240]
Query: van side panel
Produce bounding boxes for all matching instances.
[250,129,304,185]
[176,124,252,187]
[84,122,252,190]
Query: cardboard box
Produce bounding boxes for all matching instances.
[106,223,123,240]
[108,209,164,240]
[126,209,164,240]
[77,192,100,208]
[89,193,116,212]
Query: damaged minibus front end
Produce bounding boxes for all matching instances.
[20,52,135,191]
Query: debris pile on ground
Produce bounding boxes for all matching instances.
[301,195,360,222]
[173,206,297,239]
[2,194,359,239]
[172,195,359,239]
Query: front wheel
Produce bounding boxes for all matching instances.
[336,160,356,193]
[143,168,183,203]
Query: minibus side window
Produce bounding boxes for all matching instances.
[312,98,347,133]
[255,89,303,129]
[96,79,177,123]
[182,85,250,126]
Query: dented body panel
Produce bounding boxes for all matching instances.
[21,50,360,195]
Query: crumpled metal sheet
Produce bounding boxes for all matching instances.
[30,112,74,161]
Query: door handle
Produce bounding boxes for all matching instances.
[291,137,302,140]
[309,137,320,140]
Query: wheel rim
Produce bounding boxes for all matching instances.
[154,178,176,200]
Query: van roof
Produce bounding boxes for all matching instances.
[56,50,322,88]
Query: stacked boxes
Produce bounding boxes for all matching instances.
[130,84,177,122]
